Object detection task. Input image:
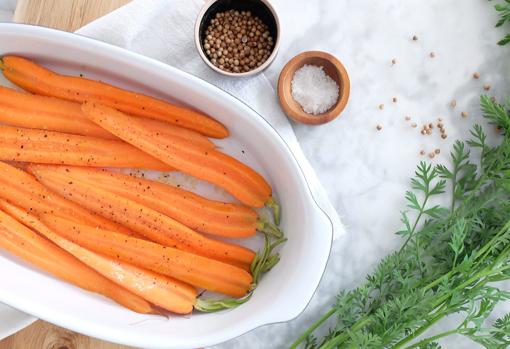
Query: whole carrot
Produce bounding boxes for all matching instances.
[0,56,229,138]
[83,102,276,209]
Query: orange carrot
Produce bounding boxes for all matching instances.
[40,215,253,298]
[0,208,154,314]
[0,125,172,170]
[0,86,116,139]
[83,102,272,208]
[0,201,197,314]
[0,161,134,236]
[0,56,228,138]
[0,85,214,149]
[28,164,256,267]
[38,165,259,238]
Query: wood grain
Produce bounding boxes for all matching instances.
[1,1,134,348]
[14,0,130,32]
[0,321,137,349]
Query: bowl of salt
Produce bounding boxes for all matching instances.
[277,51,350,125]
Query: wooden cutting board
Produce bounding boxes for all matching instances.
[0,2,134,348]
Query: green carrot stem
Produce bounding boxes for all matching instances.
[266,197,281,225]
[257,218,284,239]
[288,307,337,349]
[195,293,252,312]
[402,329,459,349]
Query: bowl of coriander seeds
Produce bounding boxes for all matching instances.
[195,0,280,77]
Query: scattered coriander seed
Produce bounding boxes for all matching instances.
[441,133,448,139]
[376,124,383,131]
[473,72,480,79]
[429,152,435,159]
[412,35,418,41]
[426,129,432,135]
[484,84,491,91]
[434,149,440,154]
[438,117,443,122]
[429,52,436,58]
[405,116,411,121]
[461,111,468,118]
[420,150,426,156]
[450,100,457,109]
[421,129,426,135]
[437,122,443,128]
[411,122,417,128]
[202,9,274,73]
[392,97,398,103]
[391,58,397,65]
[378,104,385,110]
[428,123,434,129]
[440,128,446,134]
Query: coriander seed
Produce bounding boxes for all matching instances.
[202,9,274,73]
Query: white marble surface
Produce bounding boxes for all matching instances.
[2,1,510,348]
[214,1,510,348]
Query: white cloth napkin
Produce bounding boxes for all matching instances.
[77,0,344,239]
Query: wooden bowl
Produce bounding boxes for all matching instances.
[278,51,350,125]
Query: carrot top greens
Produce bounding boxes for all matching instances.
[290,98,510,349]
[290,4,510,347]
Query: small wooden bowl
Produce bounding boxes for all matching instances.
[278,51,350,125]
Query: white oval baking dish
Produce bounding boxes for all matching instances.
[0,23,333,349]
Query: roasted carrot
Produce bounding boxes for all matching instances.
[0,161,134,236]
[28,164,256,267]
[83,102,272,208]
[40,215,252,298]
[0,56,229,138]
[0,85,214,149]
[37,165,260,238]
[0,125,172,170]
[0,201,197,314]
[0,86,116,139]
[0,208,154,314]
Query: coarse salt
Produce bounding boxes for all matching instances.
[291,64,339,115]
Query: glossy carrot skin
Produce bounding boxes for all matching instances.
[0,208,154,314]
[0,201,197,314]
[41,215,253,298]
[28,164,256,268]
[38,165,259,238]
[1,56,229,138]
[0,161,133,236]
[83,102,272,208]
[0,125,172,170]
[0,86,116,139]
